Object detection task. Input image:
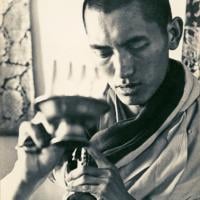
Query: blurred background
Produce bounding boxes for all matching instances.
[0,0,199,199]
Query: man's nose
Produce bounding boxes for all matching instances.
[113,50,135,79]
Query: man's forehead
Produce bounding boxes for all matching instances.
[84,2,152,46]
[84,1,144,29]
[84,0,143,18]
[84,0,151,34]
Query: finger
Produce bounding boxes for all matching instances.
[68,184,103,197]
[18,121,51,149]
[86,144,112,168]
[31,112,54,134]
[66,166,109,182]
[18,121,29,146]
[68,175,107,187]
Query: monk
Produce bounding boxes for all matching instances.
[1,0,200,199]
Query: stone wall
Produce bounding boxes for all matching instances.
[182,0,200,80]
[0,0,34,135]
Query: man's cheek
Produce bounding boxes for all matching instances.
[98,64,115,78]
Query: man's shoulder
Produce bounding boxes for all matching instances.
[169,92,200,198]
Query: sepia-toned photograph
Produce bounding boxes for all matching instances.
[0,0,200,199]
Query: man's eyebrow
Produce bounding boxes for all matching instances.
[119,36,148,47]
[90,36,148,49]
[90,44,112,50]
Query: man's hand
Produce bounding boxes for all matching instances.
[0,113,73,200]
[65,145,135,200]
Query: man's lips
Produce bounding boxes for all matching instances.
[115,83,141,95]
[115,83,140,88]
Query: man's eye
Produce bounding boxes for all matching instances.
[93,49,113,59]
[127,41,149,51]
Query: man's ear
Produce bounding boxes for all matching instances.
[167,17,183,50]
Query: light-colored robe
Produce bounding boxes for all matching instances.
[113,64,200,199]
[52,62,200,200]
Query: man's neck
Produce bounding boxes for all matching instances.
[124,104,143,116]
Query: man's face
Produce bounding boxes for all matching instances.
[85,2,170,105]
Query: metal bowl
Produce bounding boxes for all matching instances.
[35,95,110,122]
[34,95,110,145]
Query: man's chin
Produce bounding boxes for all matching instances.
[117,94,140,106]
